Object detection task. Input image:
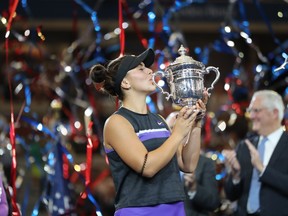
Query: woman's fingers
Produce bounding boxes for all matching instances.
[179,106,197,119]
[202,89,209,104]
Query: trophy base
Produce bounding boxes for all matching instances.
[174,98,198,107]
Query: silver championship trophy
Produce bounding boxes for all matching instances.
[153,45,220,107]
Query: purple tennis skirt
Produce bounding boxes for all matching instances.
[114,201,186,216]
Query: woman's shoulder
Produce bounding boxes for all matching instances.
[103,113,136,149]
[104,112,131,129]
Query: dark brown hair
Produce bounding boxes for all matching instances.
[89,57,125,100]
[90,48,155,101]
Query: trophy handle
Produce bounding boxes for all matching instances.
[205,66,220,93]
[152,71,172,101]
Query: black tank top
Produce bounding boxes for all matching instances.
[106,107,185,210]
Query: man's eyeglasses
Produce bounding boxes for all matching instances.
[246,108,265,114]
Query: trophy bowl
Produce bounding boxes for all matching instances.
[153,45,220,107]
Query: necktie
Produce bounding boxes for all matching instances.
[247,137,268,213]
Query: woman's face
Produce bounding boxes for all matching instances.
[124,62,156,94]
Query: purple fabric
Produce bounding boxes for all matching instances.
[0,176,9,216]
[104,147,114,154]
[137,129,170,142]
[104,129,170,154]
[114,201,185,216]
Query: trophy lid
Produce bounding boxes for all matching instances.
[168,45,205,69]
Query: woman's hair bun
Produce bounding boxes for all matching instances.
[89,64,107,83]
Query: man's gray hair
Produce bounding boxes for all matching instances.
[253,90,285,121]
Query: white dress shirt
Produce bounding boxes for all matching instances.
[261,127,284,172]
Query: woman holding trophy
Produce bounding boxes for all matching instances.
[89,47,210,216]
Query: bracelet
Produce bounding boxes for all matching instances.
[140,153,148,176]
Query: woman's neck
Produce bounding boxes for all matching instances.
[122,98,148,114]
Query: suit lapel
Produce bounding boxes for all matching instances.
[267,132,288,166]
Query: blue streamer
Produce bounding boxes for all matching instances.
[24,84,31,112]
[20,116,57,139]
[87,188,103,216]
[74,0,102,47]
[237,0,250,36]
[252,0,281,46]
[21,0,27,8]
[31,194,45,216]
[13,74,32,113]
[21,0,32,16]
[212,40,236,56]
[148,11,156,48]
[195,46,210,65]
[162,0,196,35]
[15,134,49,215]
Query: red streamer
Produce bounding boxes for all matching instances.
[6,0,19,36]
[5,0,21,215]
[85,121,94,187]
[122,0,148,48]
[62,154,70,180]
[118,0,125,56]
[90,169,110,189]
[204,115,212,148]
[116,0,126,110]
[62,106,78,135]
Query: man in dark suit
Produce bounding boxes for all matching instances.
[223,90,288,216]
[183,154,221,216]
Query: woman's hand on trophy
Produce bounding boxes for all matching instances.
[178,106,199,120]
[194,89,208,120]
[202,88,209,105]
[173,106,200,138]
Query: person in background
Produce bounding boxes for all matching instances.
[182,158,220,216]
[223,90,288,216]
[89,48,208,216]
[0,174,9,216]
[166,111,221,216]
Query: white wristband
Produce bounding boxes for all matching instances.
[187,190,196,200]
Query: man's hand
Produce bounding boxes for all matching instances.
[222,149,241,181]
[184,172,197,192]
[245,139,264,173]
